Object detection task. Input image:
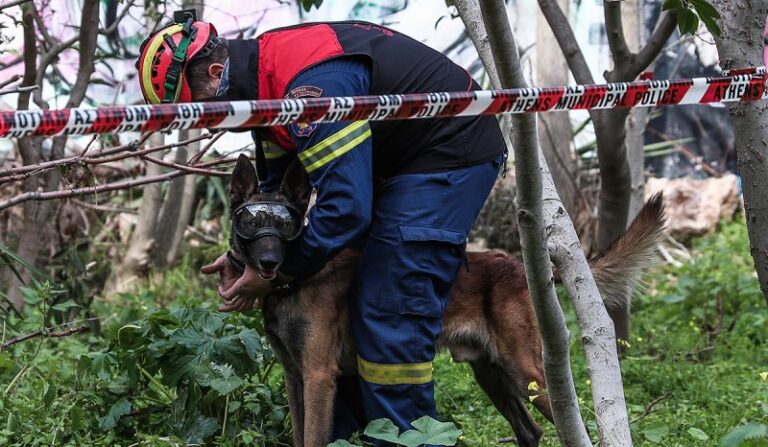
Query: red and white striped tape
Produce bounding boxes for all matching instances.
[1,67,765,138]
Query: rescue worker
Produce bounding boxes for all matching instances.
[136,12,505,443]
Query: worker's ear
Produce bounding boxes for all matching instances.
[279,159,311,214]
[208,62,224,81]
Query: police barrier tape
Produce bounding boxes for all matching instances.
[1,67,766,138]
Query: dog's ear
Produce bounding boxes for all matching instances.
[230,154,259,208]
[279,159,311,213]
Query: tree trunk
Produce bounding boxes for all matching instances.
[4,1,100,312]
[713,1,768,306]
[536,0,579,219]
[473,0,592,444]
[153,130,199,267]
[103,134,164,295]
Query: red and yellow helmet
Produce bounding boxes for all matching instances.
[137,18,219,104]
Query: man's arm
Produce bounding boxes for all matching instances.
[278,57,373,280]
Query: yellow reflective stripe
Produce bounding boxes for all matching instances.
[264,142,288,159]
[357,356,433,385]
[299,120,368,162]
[302,128,371,173]
[141,24,182,105]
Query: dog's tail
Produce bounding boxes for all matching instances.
[589,193,666,311]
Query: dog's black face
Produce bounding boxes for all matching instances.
[229,154,311,279]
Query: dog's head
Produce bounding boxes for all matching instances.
[229,154,311,279]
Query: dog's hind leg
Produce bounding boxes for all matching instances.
[469,359,542,447]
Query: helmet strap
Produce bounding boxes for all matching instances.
[162,18,194,103]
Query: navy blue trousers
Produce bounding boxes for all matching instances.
[331,155,501,442]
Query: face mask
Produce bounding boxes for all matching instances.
[215,57,230,97]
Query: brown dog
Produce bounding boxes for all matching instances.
[226,155,665,447]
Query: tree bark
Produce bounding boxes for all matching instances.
[473,0,592,444]
[153,130,200,267]
[4,0,100,312]
[713,0,768,306]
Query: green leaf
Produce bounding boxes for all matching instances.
[98,398,131,431]
[678,8,700,36]
[662,294,686,304]
[699,13,722,37]
[327,441,362,447]
[720,423,768,447]
[20,287,41,305]
[688,427,709,440]
[408,416,462,445]
[364,418,402,444]
[209,376,245,395]
[662,0,682,11]
[52,299,79,312]
[689,0,720,19]
[643,423,669,443]
[180,415,219,444]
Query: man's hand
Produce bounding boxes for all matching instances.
[200,253,272,312]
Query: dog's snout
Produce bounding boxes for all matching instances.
[258,257,279,271]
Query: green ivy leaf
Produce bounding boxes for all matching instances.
[98,398,131,431]
[398,416,462,447]
[720,423,768,447]
[364,418,402,444]
[688,427,709,440]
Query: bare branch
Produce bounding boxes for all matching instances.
[100,0,139,36]
[604,1,631,65]
[0,74,22,90]
[0,85,38,96]
[142,154,230,177]
[0,133,209,180]
[67,0,100,108]
[631,11,678,77]
[0,166,223,211]
[537,0,595,85]
[188,130,226,165]
[1,324,92,350]
[0,0,32,13]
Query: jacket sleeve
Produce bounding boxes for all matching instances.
[278,57,373,280]
[252,130,296,193]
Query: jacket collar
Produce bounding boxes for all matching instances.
[218,39,260,101]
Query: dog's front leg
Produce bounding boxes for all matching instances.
[282,365,305,447]
[302,369,338,447]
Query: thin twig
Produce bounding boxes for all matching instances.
[0,74,22,90]
[0,133,203,179]
[143,154,230,177]
[629,395,669,424]
[0,163,225,211]
[0,0,32,13]
[1,325,91,350]
[188,130,226,165]
[0,85,38,96]
[71,198,137,214]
